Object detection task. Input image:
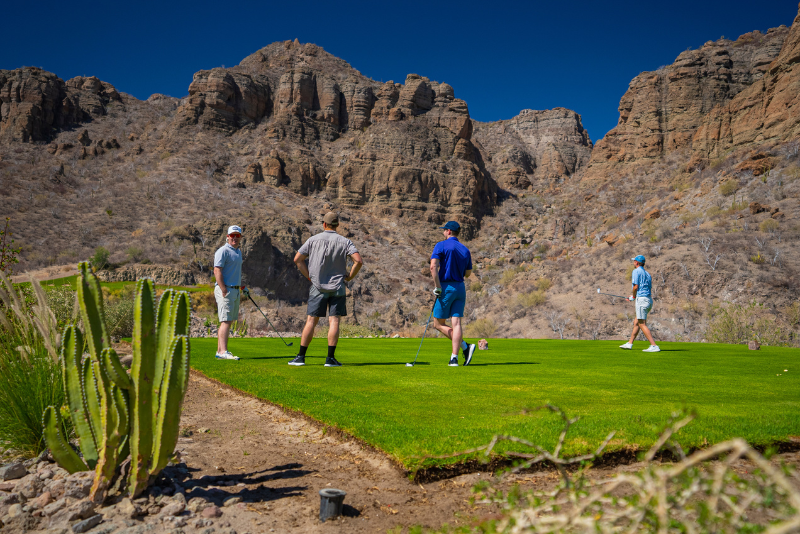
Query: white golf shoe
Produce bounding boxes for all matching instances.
[215,351,240,360]
[619,342,633,349]
[642,345,661,352]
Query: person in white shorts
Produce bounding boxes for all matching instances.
[620,254,659,352]
[214,225,246,360]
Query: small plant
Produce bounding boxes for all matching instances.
[719,179,739,196]
[469,281,483,292]
[0,217,22,276]
[126,246,145,263]
[90,246,111,271]
[516,290,546,308]
[759,218,779,233]
[535,277,552,291]
[500,269,516,286]
[750,252,766,264]
[465,318,497,338]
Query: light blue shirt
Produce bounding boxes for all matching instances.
[632,266,652,298]
[214,243,242,286]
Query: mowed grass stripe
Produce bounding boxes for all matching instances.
[189,338,800,467]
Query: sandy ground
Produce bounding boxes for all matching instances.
[175,372,504,533]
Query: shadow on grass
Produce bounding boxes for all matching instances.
[467,362,541,366]
[347,361,431,366]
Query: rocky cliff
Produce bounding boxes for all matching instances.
[584,25,789,178]
[693,6,800,157]
[473,108,593,189]
[0,68,122,142]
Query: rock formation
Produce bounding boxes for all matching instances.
[584,25,789,177]
[0,68,122,142]
[693,6,800,157]
[473,108,593,189]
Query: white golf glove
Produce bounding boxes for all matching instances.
[628,295,634,301]
[433,287,442,297]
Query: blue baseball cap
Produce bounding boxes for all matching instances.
[631,255,646,264]
[439,221,461,231]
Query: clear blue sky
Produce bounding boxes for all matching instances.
[2,1,796,142]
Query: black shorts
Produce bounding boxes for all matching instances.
[307,285,347,317]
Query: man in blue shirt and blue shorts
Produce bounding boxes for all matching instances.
[430,221,477,366]
[619,254,660,352]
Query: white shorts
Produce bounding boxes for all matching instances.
[215,286,240,322]
[635,296,653,320]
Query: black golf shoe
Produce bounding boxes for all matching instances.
[448,356,459,367]
[288,355,305,366]
[463,343,476,366]
[324,357,342,367]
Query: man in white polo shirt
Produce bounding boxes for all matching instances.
[214,225,244,360]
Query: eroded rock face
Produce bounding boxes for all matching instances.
[585,25,789,177]
[0,68,122,142]
[693,9,800,157]
[178,68,271,131]
[473,108,593,188]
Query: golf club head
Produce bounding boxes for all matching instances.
[597,288,601,293]
[287,342,293,346]
[406,363,413,367]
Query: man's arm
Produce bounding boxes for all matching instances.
[430,258,442,289]
[630,283,639,300]
[214,267,227,297]
[293,252,311,281]
[345,252,363,282]
[465,269,473,279]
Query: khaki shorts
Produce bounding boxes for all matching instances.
[215,286,240,322]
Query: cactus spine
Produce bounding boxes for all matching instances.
[42,262,192,501]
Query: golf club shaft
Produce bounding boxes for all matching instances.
[247,294,293,347]
[598,291,629,299]
[410,299,437,366]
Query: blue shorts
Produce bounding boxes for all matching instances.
[433,282,466,319]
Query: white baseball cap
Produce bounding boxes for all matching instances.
[227,225,242,235]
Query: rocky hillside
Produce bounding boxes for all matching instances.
[1,9,799,343]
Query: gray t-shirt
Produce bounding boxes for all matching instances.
[213,243,243,286]
[298,231,358,292]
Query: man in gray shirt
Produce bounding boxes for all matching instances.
[290,212,363,367]
[214,225,244,360]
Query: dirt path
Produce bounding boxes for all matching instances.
[177,372,503,533]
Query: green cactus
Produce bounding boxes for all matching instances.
[43,262,191,501]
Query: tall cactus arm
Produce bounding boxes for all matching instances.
[152,289,175,421]
[172,291,191,338]
[90,362,120,504]
[150,336,190,475]
[43,406,89,474]
[128,278,157,497]
[116,388,131,460]
[61,325,98,468]
[81,358,102,459]
[101,347,132,390]
[76,262,110,361]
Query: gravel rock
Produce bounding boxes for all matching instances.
[222,497,241,507]
[146,504,162,515]
[47,479,66,498]
[0,481,16,491]
[1,492,23,505]
[192,518,213,528]
[63,471,93,499]
[49,499,96,527]
[114,498,140,519]
[42,497,69,516]
[160,501,186,517]
[7,503,23,517]
[201,505,222,518]
[186,497,209,513]
[31,491,53,509]
[15,473,45,498]
[39,469,55,480]
[0,463,27,481]
[71,513,103,533]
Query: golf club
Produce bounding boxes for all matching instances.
[246,293,293,347]
[407,297,437,367]
[597,288,631,300]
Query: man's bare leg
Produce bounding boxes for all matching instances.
[638,320,657,345]
[217,321,232,354]
[328,316,340,346]
[301,316,320,347]
[433,317,453,339]
[628,317,641,344]
[451,317,463,356]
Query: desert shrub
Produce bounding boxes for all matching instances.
[535,277,552,291]
[750,252,766,264]
[126,246,145,262]
[0,273,67,459]
[103,285,135,338]
[469,281,483,292]
[706,206,724,219]
[44,285,76,330]
[759,218,779,233]
[465,318,497,338]
[500,269,517,286]
[706,301,789,346]
[516,290,546,308]
[719,179,739,196]
[91,246,110,270]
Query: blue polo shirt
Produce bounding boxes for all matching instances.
[632,266,652,298]
[431,237,472,283]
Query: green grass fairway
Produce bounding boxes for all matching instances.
[30,274,212,293]
[190,338,800,468]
